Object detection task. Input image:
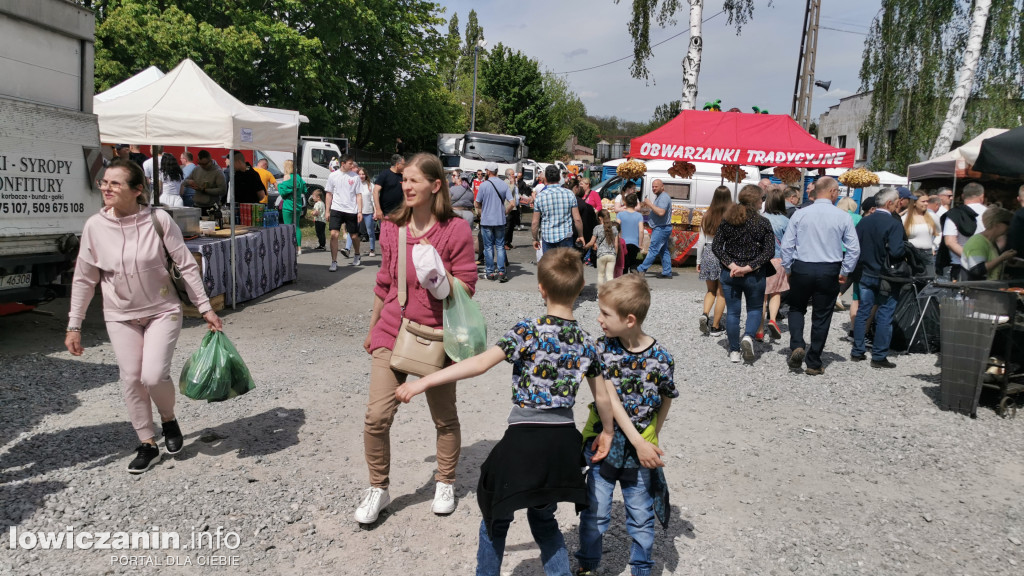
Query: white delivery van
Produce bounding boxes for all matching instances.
[0,0,103,303]
[594,160,760,208]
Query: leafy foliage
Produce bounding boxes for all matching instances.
[859,0,1024,170]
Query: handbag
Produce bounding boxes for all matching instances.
[388,225,447,377]
[150,210,194,306]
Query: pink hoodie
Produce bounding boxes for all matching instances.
[68,206,211,328]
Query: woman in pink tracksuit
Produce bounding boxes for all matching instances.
[65,159,222,474]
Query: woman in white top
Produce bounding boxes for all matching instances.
[346,166,377,257]
[697,186,733,336]
[158,154,184,207]
[902,193,939,276]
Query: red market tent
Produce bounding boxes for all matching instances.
[629,109,856,168]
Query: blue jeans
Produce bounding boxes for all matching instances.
[542,236,575,252]
[852,275,898,361]
[182,190,195,207]
[720,270,767,352]
[575,443,655,576]
[481,224,507,274]
[637,225,672,276]
[344,214,376,252]
[476,503,572,576]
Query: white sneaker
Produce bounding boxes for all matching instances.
[729,351,742,363]
[431,482,456,515]
[329,261,338,272]
[354,487,390,524]
[741,335,755,362]
[353,255,361,266]
[367,251,376,258]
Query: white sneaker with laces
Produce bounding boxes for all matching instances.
[354,487,390,524]
[431,482,456,515]
[328,261,338,272]
[368,251,376,258]
[741,335,755,362]
[353,254,361,266]
[729,351,742,363]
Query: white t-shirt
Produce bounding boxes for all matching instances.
[359,181,374,215]
[326,169,360,213]
[159,175,183,206]
[142,155,164,190]
[902,213,938,251]
[941,203,987,265]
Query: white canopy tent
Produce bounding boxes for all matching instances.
[94,66,165,103]
[93,58,301,308]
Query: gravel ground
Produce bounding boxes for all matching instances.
[2,241,1023,576]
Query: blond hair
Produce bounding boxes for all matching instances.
[598,274,651,325]
[390,153,455,226]
[283,159,294,176]
[836,196,858,213]
[537,248,584,305]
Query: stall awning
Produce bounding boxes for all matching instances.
[972,126,1024,178]
[907,128,1007,181]
[629,110,855,168]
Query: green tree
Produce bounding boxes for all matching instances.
[649,100,682,128]
[859,0,1024,170]
[479,44,556,158]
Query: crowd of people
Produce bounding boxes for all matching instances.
[66,146,1024,576]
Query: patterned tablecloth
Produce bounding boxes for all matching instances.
[185,225,298,306]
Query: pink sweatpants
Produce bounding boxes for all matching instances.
[105,310,182,442]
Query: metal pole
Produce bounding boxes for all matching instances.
[229,150,236,310]
[471,46,479,132]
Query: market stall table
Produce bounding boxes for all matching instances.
[185,225,298,306]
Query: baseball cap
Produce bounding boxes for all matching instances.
[485,162,499,173]
[861,196,877,213]
[896,186,914,199]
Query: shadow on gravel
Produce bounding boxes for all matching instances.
[174,407,305,461]
[505,504,696,576]
[0,480,67,532]
[0,421,134,484]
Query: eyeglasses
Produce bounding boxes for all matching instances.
[96,179,126,191]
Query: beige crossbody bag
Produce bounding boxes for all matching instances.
[388,225,448,377]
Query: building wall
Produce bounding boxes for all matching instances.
[817,92,874,167]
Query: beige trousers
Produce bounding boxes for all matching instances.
[364,347,461,488]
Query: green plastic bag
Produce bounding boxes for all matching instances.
[443,280,487,362]
[179,331,255,401]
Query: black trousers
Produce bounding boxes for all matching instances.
[314,221,326,248]
[624,244,641,274]
[787,260,842,370]
[504,208,520,247]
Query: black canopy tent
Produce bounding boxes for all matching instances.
[972,126,1024,178]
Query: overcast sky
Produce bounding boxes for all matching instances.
[434,0,881,124]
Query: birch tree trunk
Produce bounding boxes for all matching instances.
[680,0,704,110]
[931,0,991,158]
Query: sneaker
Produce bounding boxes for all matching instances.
[805,366,825,376]
[850,354,867,362]
[329,261,338,272]
[575,568,596,576]
[754,331,765,342]
[431,482,456,515]
[871,359,897,369]
[699,314,709,335]
[708,325,725,337]
[767,320,782,340]
[367,251,376,258]
[788,347,805,368]
[741,336,755,362]
[353,255,361,266]
[296,247,302,255]
[127,443,161,474]
[340,248,350,258]
[486,272,498,281]
[498,272,509,283]
[354,487,390,524]
[729,351,742,363]
[161,419,184,455]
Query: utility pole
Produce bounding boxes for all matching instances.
[791,0,822,130]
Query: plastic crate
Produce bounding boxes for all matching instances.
[939,296,998,417]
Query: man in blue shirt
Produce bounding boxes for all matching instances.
[636,179,674,278]
[476,163,514,282]
[780,176,860,375]
[532,165,584,253]
[851,188,906,368]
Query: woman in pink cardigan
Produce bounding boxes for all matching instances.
[65,159,222,474]
[357,154,477,525]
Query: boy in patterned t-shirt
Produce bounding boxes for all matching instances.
[396,248,618,576]
[575,274,677,576]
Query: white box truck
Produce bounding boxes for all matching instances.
[0,0,103,303]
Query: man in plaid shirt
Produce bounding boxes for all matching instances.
[531,165,584,252]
